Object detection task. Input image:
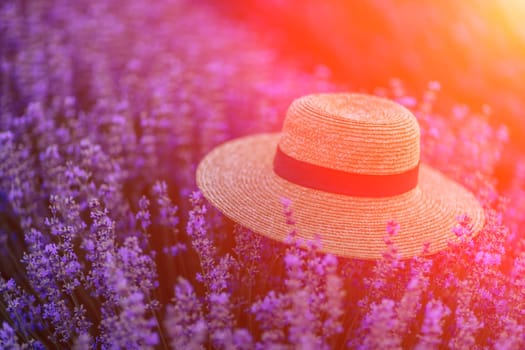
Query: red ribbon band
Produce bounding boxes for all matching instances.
[273,146,419,197]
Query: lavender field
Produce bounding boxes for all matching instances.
[1,0,525,349]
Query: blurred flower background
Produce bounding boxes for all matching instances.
[1,0,525,348]
[224,0,525,186]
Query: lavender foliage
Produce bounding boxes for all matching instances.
[0,0,522,349]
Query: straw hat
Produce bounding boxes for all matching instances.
[196,93,485,259]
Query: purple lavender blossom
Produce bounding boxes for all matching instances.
[164,277,207,350]
[414,300,450,350]
[448,281,484,350]
[98,256,159,349]
[358,298,402,349]
[492,316,524,350]
[0,322,21,349]
[0,0,521,348]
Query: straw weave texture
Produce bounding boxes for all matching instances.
[280,93,420,174]
[196,93,485,259]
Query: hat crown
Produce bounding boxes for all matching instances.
[279,93,420,175]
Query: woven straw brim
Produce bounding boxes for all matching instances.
[197,133,485,260]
